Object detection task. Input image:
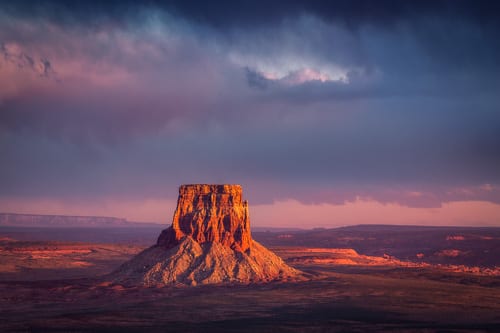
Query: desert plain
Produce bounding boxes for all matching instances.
[1,225,499,332]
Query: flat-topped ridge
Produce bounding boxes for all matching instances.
[179,184,242,195]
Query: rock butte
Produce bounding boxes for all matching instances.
[157,184,252,252]
[113,184,300,286]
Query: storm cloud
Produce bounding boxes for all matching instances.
[1,0,499,218]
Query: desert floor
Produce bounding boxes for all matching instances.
[0,240,499,332]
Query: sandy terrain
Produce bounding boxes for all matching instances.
[0,241,143,281]
[0,238,499,332]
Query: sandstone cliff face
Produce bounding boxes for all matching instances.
[113,184,300,286]
[157,184,252,252]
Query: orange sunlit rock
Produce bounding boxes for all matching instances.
[113,184,300,286]
[157,184,252,252]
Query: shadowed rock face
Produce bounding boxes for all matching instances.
[157,184,252,252]
[113,184,300,286]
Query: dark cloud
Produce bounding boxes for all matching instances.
[0,0,499,209]
[2,0,500,36]
[164,0,500,34]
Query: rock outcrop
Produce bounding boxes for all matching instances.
[157,184,252,252]
[113,184,300,286]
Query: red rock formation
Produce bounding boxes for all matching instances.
[113,184,301,286]
[157,184,252,252]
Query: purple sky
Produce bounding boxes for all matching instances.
[1,1,499,227]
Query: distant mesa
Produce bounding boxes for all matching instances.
[113,184,300,286]
[0,213,127,227]
[0,213,162,228]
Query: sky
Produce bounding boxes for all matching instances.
[1,0,499,227]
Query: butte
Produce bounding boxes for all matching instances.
[113,184,300,286]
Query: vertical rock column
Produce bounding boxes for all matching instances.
[157,184,252,252]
